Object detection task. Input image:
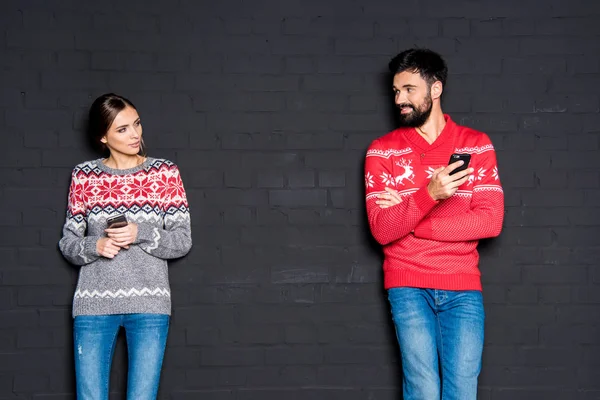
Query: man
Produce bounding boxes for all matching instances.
[364,48,504,400]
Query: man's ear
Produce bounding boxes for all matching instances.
[431,81,443,100]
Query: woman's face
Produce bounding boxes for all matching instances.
[101,106,142,157]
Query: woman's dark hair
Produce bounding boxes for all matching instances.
[388,48,448,89]
[88,93,144,155]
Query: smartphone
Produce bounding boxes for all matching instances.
[448,153,471,176]
[106,214,128,229]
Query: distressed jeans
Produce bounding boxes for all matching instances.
[388,287,485,400]
[73,313,169,400]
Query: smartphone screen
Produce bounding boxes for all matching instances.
[448,153,471,176]
[106,214,127,229]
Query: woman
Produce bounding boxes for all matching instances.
[58,93,192,399]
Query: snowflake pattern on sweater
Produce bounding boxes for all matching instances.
[59,157,192,317]
[364,115,504,291]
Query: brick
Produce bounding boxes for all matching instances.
[200,347,263,366]
[109,71,175,91]
[457,38,520,56]
[224,170,253,188]
[269,190,327,207]
[503,57,567,74]
[284,16,373,37]
[255,208,287,225]
[270,37,329,55]
[271,264,329,284]
[558,306,600,324]
[568,172,600,190]
[484,75,548,94]
[536,17,600,36]
[265,346,323,365]
[318,171,345,187]
[491,389,574,400]
[471,18,503,36]
[496,285,531,305]
[7,29,74,49]
[503,18,535,36]
[317,56,386,74]
[220,133,285,150]
[56,51,90,70]
[441,19,470,37]
[582,115,600,134]
[568,56,600,74]
[171,390,234,400]
[0,310,38,328]
[523,265,588,284]
[334,38,396,56]
[221,324,282,344]
[568,95,600,113]
[13,373,50,392]
[534,95,568,113]
[284,325,317,344]
[552,75,600,94]
[257,171,284,188]
[523,38,600,56]
[17,286,56,306]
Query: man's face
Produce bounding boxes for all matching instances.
[392,71,433,128]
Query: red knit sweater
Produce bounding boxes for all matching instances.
[365,115,504,291]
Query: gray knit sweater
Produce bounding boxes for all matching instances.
[58,158,192,317]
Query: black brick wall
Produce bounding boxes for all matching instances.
[1,0,599,398]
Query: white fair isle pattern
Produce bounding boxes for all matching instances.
[366,187,418,201]
[75,287,171,299]
[454,144,494,154]
[473,185,504,193]
[366,147,413,159]
[394,158,416,185]
[78,241,92,264]
[146,227,161,252]
[425,166,436,179]
[468,167,487,186]
[380,171,396,186]
[453,190,473,198]
[365,172,374,188]
[59,158,192,317]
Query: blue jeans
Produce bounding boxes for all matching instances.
[73,313,169,400]
[388,287,484,400]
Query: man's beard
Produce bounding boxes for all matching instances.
[397,94,433,128]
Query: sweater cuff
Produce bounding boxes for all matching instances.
[413,186,438,214]
[83,236,101,258]
[414,218,433,239]
[134,222,155,244]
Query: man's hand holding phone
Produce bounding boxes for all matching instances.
[427,154,473,201]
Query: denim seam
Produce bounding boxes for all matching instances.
[104,324,120,399]
[436,307,445,399]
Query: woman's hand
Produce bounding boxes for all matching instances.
[105,223,138,249]
[96,237,122,259]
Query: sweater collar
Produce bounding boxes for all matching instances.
[403,114,456,152]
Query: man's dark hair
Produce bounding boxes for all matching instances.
[388,48,448,88]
